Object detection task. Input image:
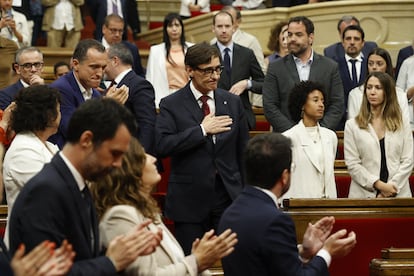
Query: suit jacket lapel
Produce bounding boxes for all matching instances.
[68,72,86,103]
[286,55,300,83]
[183,84,204,123]
[298,121,323,173]
[213,90,230,145]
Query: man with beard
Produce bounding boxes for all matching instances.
[48,39,128,149]
[218,133,357,276]
[8,98,162,276]
[263,16,344,132]
[336,25,367,130]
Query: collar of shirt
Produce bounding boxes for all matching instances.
[253,186,279,208]
[114,68,132,84]
[59,151,85,192]
[293,49,314,66]
[217,41,234,54]
[190,81,214,104]
[345,53,363,63]
[73,73,93,99]
[102,37,110,49]
[20,79,30,88]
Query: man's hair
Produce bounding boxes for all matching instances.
[244,133,292,189]
[337,15,360,32]
[288,16,314,35]
[342,24,365,41]
[107,43,133,66]
[104,13,124,27]
[72,39,106,63]
[221,5,241,20]
[185,42,221,68]
[11,85,61,133]
[53,61,70,75]
[66,98,137,145]
[15,46,43,64]
[212,11,234,25]
[288,81,326,124]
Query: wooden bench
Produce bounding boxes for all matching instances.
[370,248,414,275]
[283,198,414,276]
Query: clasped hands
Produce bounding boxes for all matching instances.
[106,84,129,105]
[201,113,233,135]
[299,216,356,262]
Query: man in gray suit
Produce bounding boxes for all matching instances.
[263,16,344,132]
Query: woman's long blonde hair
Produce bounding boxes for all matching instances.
[91,138,160,223]
[356,71,402,131]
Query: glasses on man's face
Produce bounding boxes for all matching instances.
[109,28,124,35]
[195,65,224,76]
[19,62,44,70]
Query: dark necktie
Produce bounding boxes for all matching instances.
[350,59,358,87]
[110,80,117,88]
[200,95,210,116]
[81,185,95,254]
[224,48,231,77]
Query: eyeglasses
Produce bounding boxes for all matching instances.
[195,65,224,76]
[19,62,44,70]
[108,28,124,34]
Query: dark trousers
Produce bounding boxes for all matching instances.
[174,174,232,255]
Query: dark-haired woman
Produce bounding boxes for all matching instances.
[282,81,337,199]
[3,85,60,245]
[345,71,413,198]
[146,13,193,107]
[92,138,237,276]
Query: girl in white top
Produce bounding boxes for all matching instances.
[146,13,193,108]
[348,48,409,123]
[282,81,338,200]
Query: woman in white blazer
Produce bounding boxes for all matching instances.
[92,138,237,276]
[348,48,409,123]
[146,13,193,108]
[3,85,60,245]
[345,71,413,198]
[282,81,338,200]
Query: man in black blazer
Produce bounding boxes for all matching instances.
[86,0,141,41]
[218,133,357,276]
[212,11,264,130]
[263,16,344,132]
[101,14,145,77]
[105,43,156,155]
[155,42,249,255]
[395,41,414,80]
[336,25,368,130]
[324,15,377,62]
[9,98,161,275]
[0,47,45,110]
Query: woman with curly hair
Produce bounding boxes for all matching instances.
[146,13,193,108]
[345,71,413,198]
[92,138,237,276]
[264,21,288,68]
[281,81,338,200]
[3,85,61,245]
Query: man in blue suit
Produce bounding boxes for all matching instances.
[336,25,367,130]
[0,47,45,110]
[155,42,249,255]
[101,14,145,77]
[218,133,357,276]
[9,98,162,275]
[395,41,414,80]
[48,39,128,148]
[324,15,377,62]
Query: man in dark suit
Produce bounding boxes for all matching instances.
[105,43,156,154]
[336,25,367,130]
[102,14,144,77]
[395,41,414,80]
[218,133,357,276]
[212,11,264,130]
[48,39,128,148]
[155,42,249,255]
[9,98,162,275]
[0,47,45,110]
[324,15,377,62]
[263,16,344,132]
[86,0,141,41]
